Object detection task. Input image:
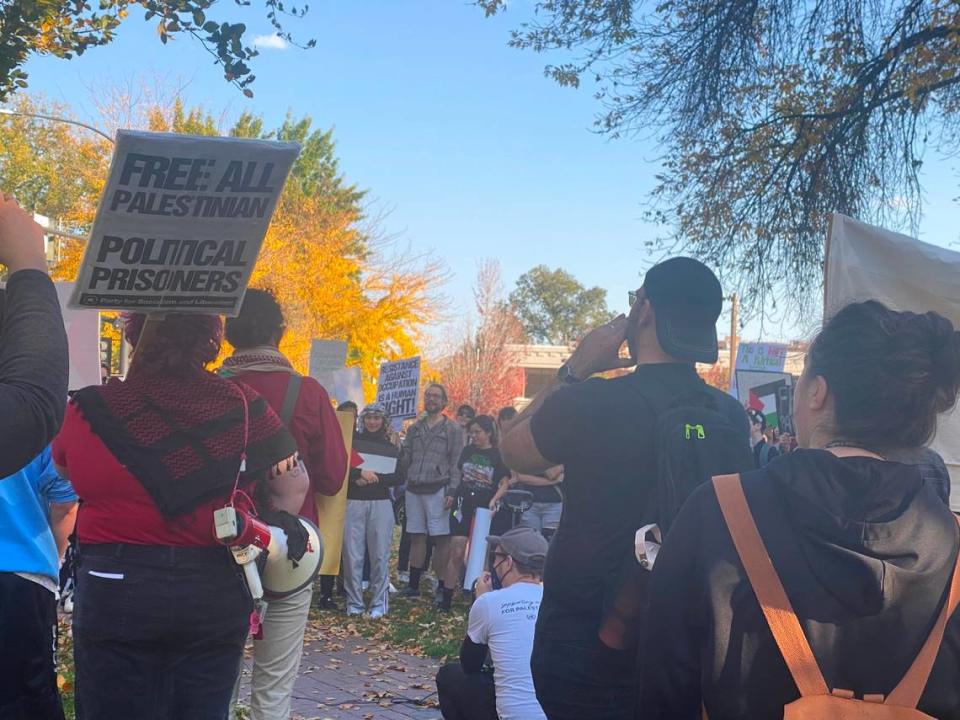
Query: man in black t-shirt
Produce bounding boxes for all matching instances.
[500,258,750,720]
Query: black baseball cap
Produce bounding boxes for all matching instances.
[641,257,723,364]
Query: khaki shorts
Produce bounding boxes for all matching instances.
[404,487,450,536]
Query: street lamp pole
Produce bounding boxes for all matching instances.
[0,107,114,143]
[0,106,112,243]
[729,292,739,391]
[0,107,130,373]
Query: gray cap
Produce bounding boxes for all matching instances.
[487,527,549,572]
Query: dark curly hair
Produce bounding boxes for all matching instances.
[123,313,223,375]
[809,300,960,449]
[224,288,286,349]
[467,414,499,447]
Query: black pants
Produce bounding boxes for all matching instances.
[531,632,636,720]
[0,573,65,720]
[436,663,498,720]
[73,544,251,720]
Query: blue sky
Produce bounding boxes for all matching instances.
[18,1,960,345]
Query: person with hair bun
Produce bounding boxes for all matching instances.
[639,300,960,719]
[52,313,299,720]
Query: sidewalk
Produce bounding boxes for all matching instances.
[236,634,443,720]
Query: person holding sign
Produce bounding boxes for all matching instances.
[343,403,402,619]
[0,194,68,478]
[222,289,347,720]
[52,312,300,720]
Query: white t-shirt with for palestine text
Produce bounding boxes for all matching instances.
[467,580,547,720]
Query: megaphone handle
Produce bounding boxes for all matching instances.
[242,560,264,602]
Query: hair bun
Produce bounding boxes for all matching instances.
[926,317,960,411]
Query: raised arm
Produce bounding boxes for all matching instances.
[0,195,68,478]
[501,316,632,474]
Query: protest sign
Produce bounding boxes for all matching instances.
[309,339,348,377]
[735,343,788,372]
[56,282,102,390]
[314,367,364,408]
[69,130,299,315]
[315,409,354,575]
[729,342,788,397]
[376,356,421,428]
[826,213,960,509]
[735,371,793,433]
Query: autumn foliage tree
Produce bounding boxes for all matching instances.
[440,260,526,415]
[0,93,442,398]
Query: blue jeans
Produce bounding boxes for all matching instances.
[74,544,251,720]
[520,502,563,532]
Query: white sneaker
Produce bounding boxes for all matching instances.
[398,571,410,584]
[346,609,364,617]
[388,583,398,594]
[367,609,386,620]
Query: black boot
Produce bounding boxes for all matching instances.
[438,587,454,613]
[399,567,422,598]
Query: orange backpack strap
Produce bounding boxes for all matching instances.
[885,514,960,709]
[713,474,829,698]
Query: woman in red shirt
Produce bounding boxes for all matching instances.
[53,313,299,720]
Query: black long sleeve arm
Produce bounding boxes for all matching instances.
[0,270,68,477]
[459,635,488,674]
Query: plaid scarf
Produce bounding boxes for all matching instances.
[220,346,296,377]
[72,368,297,518]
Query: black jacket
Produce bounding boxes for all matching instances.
[347,431,402,501]
[639,449,960,719]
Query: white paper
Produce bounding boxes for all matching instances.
[70,130,299,315]
[358,452,398,475]
[826,213,960,509]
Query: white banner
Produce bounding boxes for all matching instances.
[826,213,960,509]
[70,130,299,315]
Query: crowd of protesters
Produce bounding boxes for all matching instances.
[2,188,960,720]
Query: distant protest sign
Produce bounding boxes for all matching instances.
[735,343,788,372]
[376,357,421,428]
[69,130,299,315]
[56,282,102,391]
[309,339,348,377]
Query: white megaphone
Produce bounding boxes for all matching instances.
[214,506,324,602]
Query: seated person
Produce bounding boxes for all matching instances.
[436,527,549,720]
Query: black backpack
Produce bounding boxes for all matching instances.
[599,379,753,652]
[646,384,754,534]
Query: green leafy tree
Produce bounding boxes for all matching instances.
[479,0,960,312]
[509,265,613,344]
[0,0,315,101]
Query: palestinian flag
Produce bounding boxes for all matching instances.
[748,390,779,429]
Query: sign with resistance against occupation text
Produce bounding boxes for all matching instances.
[375,356,421,430]
[69,130,300,315]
